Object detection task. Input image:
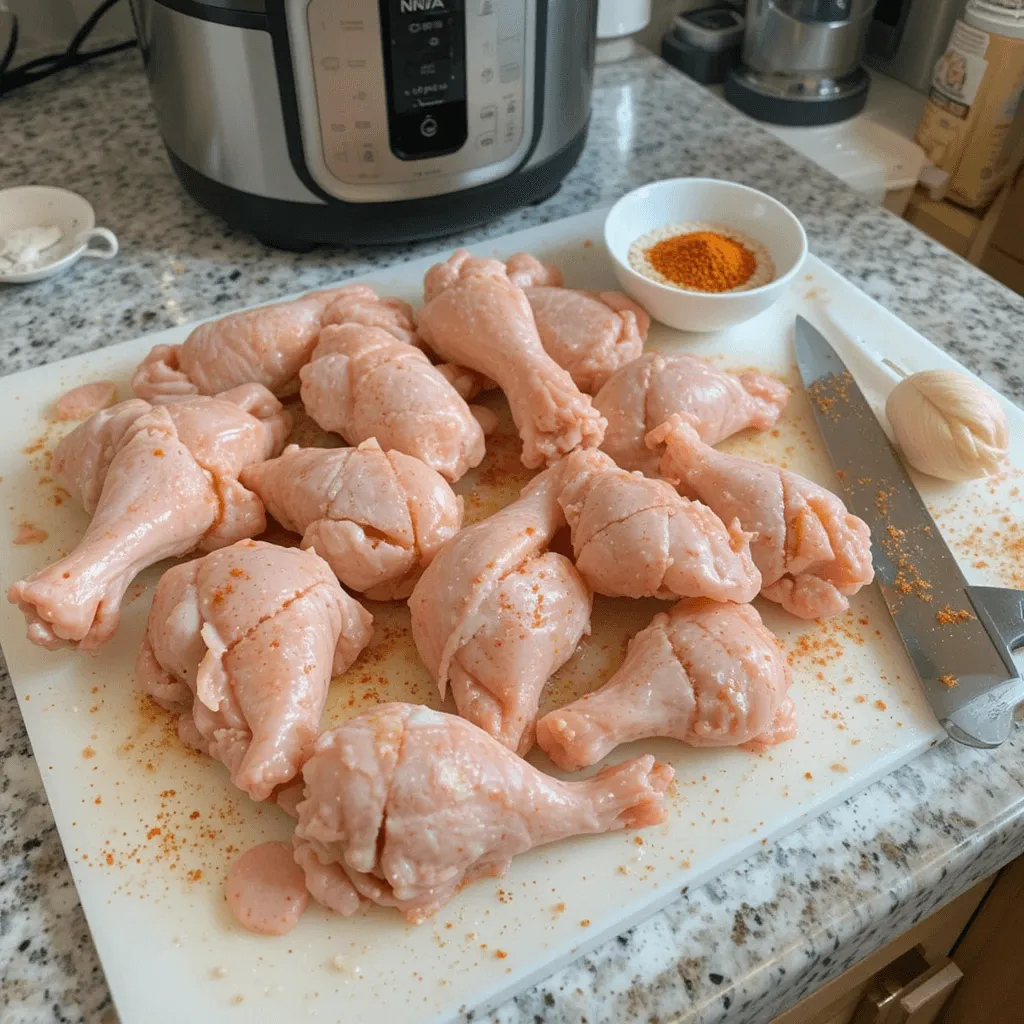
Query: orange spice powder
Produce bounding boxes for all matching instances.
[645,230,757,292]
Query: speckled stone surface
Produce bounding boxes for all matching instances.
[1,50,1022,1024]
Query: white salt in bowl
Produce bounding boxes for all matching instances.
[0,186,118,284]
[604,178,807,332]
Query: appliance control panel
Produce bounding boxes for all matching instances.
[295,0,535,201]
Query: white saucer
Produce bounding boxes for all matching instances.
[0,186,118,284]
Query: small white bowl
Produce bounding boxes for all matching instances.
[604,178,808,332]
[0,186,118,285]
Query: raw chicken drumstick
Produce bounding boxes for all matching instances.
[409,463,591,755]
[131,285,414,400]
[291,703,673,923]
[536,598,795,770]
[417,249,606,468]
[498,252,650,392]
[649,415,874,619]
[595,352,790,475]
[8,386,290,651]
[557,448,761,602]
[299,322,486,483]
[239,440,462,600]
[136,540,372,802]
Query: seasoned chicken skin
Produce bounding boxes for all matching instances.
[536,599,795,770]
[409,463,591,754]
[130,287,373,400]
[292,703,674,922]
[649,415,874,619]
[299,323,485,483]
[136,540,372,801]
[418,249,606,468]
[557,448,761,602]
[240,440,462,600]
[8,386,289,651]
[596,353,790,475]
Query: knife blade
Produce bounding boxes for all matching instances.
[793,315,1024,748]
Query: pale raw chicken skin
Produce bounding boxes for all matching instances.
[595,352,790,475]
[131,285,408,401]
[409,463,591,754]
[525,288,649,393]
[557,448,761,602]
[227,841,309,935]
[418,249,606,468]
[649,415,874,619]
[54,380,117,420]
[536,598,794,770]
[240,440,462,600]
[291,703,674,922]
[136,540,372,800]
[299,322,485,483]
[8,386,290,651]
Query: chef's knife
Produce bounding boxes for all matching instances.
[794,315,1024,748]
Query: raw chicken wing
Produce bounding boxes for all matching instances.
[292,703,673,922]
[596,352,790,474]
[537,598,795,770]
[131,285,409,400]
[649,415,874,618]
[136,540,372,801]
[418,249,606,468]
[558,448,761,602]
[299,323,485,482]
[409,463,591,754]
[525,288,649,393]
[240,440,462,600]
[9,386,290,651]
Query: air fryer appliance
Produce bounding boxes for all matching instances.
[129,0,597,248]
[725,0,878,126]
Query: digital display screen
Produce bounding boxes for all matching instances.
[380,0,468,160]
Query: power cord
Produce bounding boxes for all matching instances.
[0,0,137,97]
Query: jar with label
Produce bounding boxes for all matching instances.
[915,0,1024,209]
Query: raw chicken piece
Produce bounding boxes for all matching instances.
[649,415,874,619]
[525,288,649,393]
[292,703,674,922]
[320,285,418,345]
[595,352,790,475]
[557,448,761,602]
[8,387,290,651]
[418,249,606,468]
[136,540,372,801]
[227,841,309,935]
[409,463,591,754]
[536,598,794,770]
[240,440,462,600]
[299,323,485,483]
[504,251,563,288]
[54,380,117,420]
[131,285,405,400]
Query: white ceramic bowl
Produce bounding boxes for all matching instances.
[604,178,808,332]
[0,186,118,285]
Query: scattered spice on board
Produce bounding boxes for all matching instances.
[939,674,959,689]
[935,605,974,625]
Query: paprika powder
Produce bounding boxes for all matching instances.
[645,230,757,292]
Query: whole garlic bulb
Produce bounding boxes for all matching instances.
[885,370,1008,482]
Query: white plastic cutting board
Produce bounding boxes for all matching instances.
[2,210,1022,1024]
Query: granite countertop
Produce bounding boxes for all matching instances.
[2,49,1023,1024]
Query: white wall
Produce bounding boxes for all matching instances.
[4,0,134,60]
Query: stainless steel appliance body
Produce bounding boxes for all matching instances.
[725,0,878,125]
[866,0,968,93]
[128,0,597,247]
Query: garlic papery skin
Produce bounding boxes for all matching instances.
[885,370,1009,482]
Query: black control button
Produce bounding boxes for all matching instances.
[420,115,439,138]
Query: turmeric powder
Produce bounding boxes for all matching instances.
[645,230,757,292]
